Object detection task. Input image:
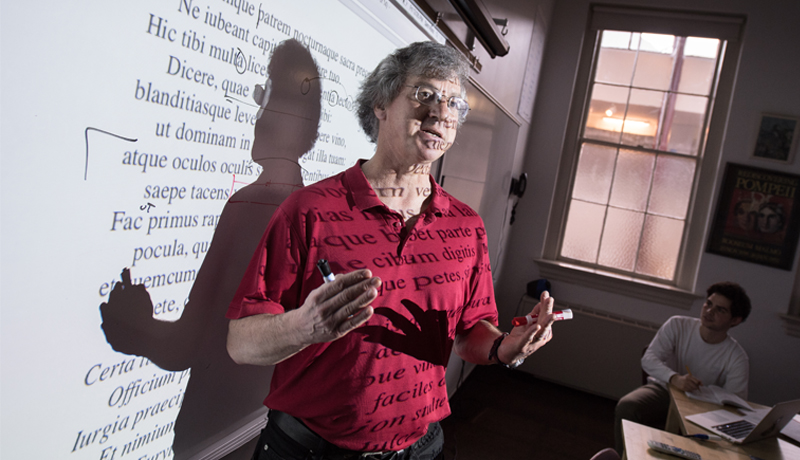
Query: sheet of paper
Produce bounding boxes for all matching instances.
[686,385,753,410]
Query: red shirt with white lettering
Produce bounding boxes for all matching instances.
[227,161,498,451]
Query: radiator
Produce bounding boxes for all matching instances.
[514,295,660,400]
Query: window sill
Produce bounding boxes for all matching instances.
[534,259,700,309]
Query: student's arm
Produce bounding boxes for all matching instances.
[227,270,380,365]
[642,318,684,384]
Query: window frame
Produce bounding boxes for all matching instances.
[539,6,745,308]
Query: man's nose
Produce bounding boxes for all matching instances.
[428,97,455,122]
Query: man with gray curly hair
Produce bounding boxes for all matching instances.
[227,41,556,460]
[356,41,470,144]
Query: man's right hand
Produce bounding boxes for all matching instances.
[227,269,381,366]
[670,373,703,392]
[295,269,381,345]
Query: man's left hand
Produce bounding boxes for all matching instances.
[498,290,555,365]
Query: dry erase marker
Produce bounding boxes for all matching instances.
[317,259,335,283]
[512,309,573,327]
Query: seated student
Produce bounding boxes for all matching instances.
[613,281,751,455]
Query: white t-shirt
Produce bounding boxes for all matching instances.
[642,316,749,399]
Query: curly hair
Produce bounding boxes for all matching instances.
[356,41,470,143]
[707,282,752,321]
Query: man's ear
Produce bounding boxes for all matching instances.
[730,316,743,328]
[374,105,386,121]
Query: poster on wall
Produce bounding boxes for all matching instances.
[751,113,799,164]
[706,163,800,270]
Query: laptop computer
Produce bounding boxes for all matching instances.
[686,399,800,444]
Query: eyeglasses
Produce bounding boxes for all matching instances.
[407,85,469,119]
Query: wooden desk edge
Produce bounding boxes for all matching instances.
[666,385,800,459]
[665,384,685,434]
[622,419,750,460]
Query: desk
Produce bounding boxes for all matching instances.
[622,419,750,460]
[666,385,800,460]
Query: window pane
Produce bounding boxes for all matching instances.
[601,30,633,49]
[598,207,645,270]
[684,37,719,59]
[639,33,675,54]
[572,143,617,204]
[609,149,655,211]
[621,88,663,149]
[596,47,636,86]
[678,55,717,96]
[648,155,696,218]
[585,83,629,143]
[636,215,684,279]
[665,94,709,155]
[561,200,605,262]
[632,51,675,91]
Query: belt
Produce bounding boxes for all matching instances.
[268,410,405,459]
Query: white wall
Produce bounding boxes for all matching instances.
[494,0,800,405]
[458,0,553,284]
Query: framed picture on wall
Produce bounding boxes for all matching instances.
[751,113,799,163]
[707,163,800,270]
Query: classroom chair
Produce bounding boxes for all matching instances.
[590,447,621,460]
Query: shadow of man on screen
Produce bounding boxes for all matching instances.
[99,39,321,460]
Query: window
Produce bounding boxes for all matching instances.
[540,7,745,306]
[562,31,721,280]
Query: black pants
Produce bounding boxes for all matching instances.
[253,411,444,460]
